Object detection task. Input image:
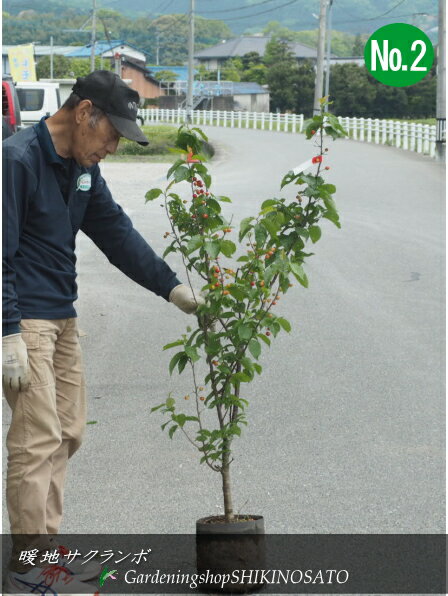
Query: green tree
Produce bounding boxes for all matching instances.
[294,61,315,117]
[221,58,242,82]
[371,82,408,119]
[146,109,346,524]
[242,64,268,85]
[241,51,262,70]
[352,33,364,55]
[37,56,111,79]
[329,63,376,116]
[263,21,295,41]
[262,21,365,57]
[153,70,179,81]
[36,55,72,79]
[404,63,437,118]
[264,39,300,112]
[264,37,295,67]
[329,63,435,119]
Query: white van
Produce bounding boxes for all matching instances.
[16,82,61,126]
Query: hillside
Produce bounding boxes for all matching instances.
[3,0,438,37]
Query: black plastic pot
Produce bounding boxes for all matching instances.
[196,515,265,593]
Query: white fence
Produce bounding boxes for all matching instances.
[138,108,439,158]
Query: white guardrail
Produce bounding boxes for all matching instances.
[138,108,440,158]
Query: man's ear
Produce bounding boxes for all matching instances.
[75,99,93,125]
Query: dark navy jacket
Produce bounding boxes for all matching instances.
[2,118,180,336]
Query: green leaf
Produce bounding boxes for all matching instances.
[86,420,97,425]
[290,262,309,288]
[238,324,252,340]
[178,354,189,374]
[261,217,279,238]
[150,403,165,413]
[166,397,175,408]
[187,235,203,254]
[248,338,261,359]
[261,199,278,210]
[280,170,297,190]
[173,413,187,427]
[230,425,241,437]
[217,195,232,203]
[174,166,190,183]
[204,240,220,258]
[206,198,221,213]
[323,212,341,228]
[241,356,254,371]
[191,127,208,141]
[162,245,176,258]
[229,286,246,301]
[239,216,254,242]
[163,340,184,351]
[168,425,178,439]
[277,317,291,332]
[258,333,271,346]
[220,240,236,257]
[203,173,212,189]
[145,188,163,202]
[185,345,200,362]
[253,363,262,374]
[323,196,338,213]
[309,225,322,243]
[321,183,336,194]
[326,114,347,136]
[231,372,252,384]
[169,352,183,376]
[254,223,267,247]
[166,158,184,180]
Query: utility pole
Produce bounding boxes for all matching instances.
[90,0,97,73]
[50,35,54,80]
[186,0,195,122]
[436,0,446,161]
[313,0,329,114]
[324,0,333,100]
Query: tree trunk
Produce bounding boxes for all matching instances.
[221,439,234,522]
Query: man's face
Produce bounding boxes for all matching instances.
[73,102,121,167]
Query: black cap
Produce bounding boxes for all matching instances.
[72,70,149,146]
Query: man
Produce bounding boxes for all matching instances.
[2,70,201,594]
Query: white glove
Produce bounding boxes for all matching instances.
[2,333,30,392]
[169,284,205,314]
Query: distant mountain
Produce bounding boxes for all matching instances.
[3,0,438,37]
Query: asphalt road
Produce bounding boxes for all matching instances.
[2,127,445,542]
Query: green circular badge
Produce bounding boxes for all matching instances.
[364,23,434,87]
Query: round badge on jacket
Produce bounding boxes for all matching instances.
[76,173,92,192]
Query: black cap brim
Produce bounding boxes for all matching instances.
[107,113,149,146]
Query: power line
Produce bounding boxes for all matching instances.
[209,0,300,22]
[198,0,280,14]
[334,12,436,26]
[333,0,408,24]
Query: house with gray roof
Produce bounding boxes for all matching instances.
[194,36,321,70]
